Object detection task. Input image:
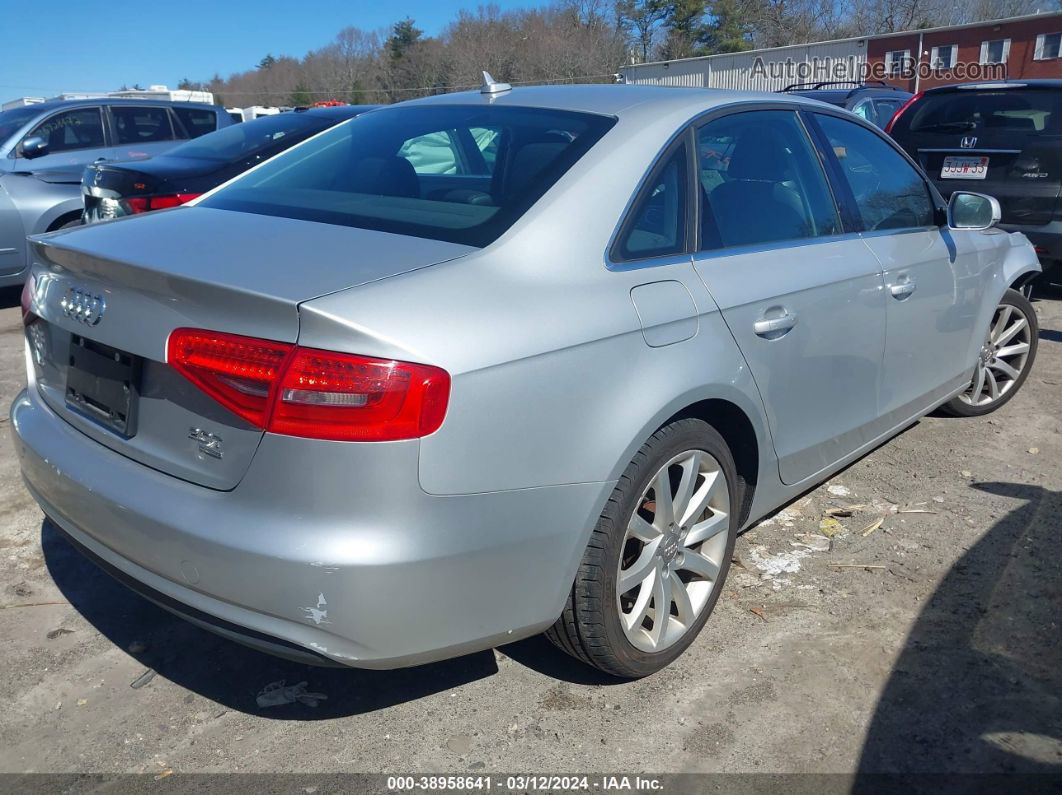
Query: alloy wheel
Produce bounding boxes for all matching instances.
[616,449,730,653]
[959,302,1033,407]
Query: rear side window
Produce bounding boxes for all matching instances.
[814,114,934,231]
[902,90,1062,134]
[112,106,174,144]
[616,142,688,260]
[696,110,841,250]
[25,108,105,153]
[173,107,218,139]
[202,105,615,247]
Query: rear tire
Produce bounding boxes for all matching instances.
[546,418,739,678]
[941,288,1038,417]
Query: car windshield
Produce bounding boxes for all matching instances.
[165,112,332,162]
[0,105,44,146]
[907,89,1062,134]
[200,104,616,247]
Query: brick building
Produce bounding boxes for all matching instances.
[867,12,1062,92]
[621,11,1062,93]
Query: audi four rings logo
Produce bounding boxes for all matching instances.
[59,287,106,326]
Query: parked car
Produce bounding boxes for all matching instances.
[779,81,913,129]
[887,79,1062,284]
[13,85,1040,678]
[82,105,379,223]
[0,99,231,288]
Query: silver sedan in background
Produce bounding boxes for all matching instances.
[12,84,1040,678]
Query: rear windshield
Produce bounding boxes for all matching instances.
[905,89,1062,134]
[200,104,616,247]
[165,112,329,162]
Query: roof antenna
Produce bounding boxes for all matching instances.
[480,71,512,95]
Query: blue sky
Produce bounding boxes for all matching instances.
[3,0,533,100]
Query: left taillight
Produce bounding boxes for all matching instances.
[124,193,201,214]
[166,328,450,441]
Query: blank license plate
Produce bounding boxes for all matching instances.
[65,335,141,437]
[941,155,989,179]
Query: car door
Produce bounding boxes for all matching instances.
[14,106,111,171]
[809,112,990,426]
[108,105,179,161]
[0,179,27,278]
[690,108,888,486]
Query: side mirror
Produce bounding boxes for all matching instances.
[948,191,1001,231]
[21,136,49,159]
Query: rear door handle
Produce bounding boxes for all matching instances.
[889,280,916,299]
[753,312,798,337]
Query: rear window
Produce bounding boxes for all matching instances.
[173,107,218,139]
[903,89,1062,134]
[201,105,616,247]
[165,112,327,162]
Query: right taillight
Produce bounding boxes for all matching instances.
[884,91,922,134]
[166,328,450,441]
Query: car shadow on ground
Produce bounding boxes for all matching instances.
[41,520,617,718]
[0,286,21,310]
[856,482,1061,777]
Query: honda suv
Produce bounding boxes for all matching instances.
[887,80,1062,284]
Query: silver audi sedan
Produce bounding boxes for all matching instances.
[12,84,1041,678]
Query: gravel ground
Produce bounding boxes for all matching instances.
[0,284,1058,777]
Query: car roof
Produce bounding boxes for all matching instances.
[8,98,221,115]
[924,78,1062,94]
[397,83,824,118]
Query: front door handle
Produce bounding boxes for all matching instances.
[889,280,916,299]
[753,311,798,338]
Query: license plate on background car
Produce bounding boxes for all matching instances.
[941,155,989,179]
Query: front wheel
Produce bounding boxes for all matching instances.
[942,288,1038,417]
[546,418,739,678]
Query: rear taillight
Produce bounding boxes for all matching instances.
[167,328,450,441]
[123,193,201,214]
[884,91,922,134]
[20,274,35,326]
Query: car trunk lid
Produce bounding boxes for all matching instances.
[25,206,473,489]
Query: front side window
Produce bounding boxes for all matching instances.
[24,107,104,153]
[814,113,934,232]
[201,105,615,247]
[1035,32,1062,60]
[112,106,174,144]
[616,142,687,260]
[981,39,1011,64]
[696,110,840,251]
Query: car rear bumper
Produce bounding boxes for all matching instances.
[11,385,611,668]
[998,219,1062,264]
